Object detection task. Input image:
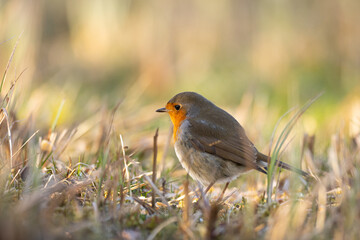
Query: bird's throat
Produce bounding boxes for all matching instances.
[168,109,186,140]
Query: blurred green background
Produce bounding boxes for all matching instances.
[1,0,360,146]
[1,2,360,239]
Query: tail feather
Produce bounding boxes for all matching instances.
[256,152,309,177]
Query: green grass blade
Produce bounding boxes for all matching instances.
[267,92,323,203]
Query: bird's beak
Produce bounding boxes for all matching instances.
[156,107,167,113]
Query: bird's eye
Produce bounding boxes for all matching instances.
[174,104,181,110]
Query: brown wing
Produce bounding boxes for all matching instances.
[187,117,267,174]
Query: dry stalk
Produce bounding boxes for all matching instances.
[152,128,159,208]
[206,202,220,240]
[183,179,190,228]
[133,195,156,215]
[143,175,170,207]
[159,126,172,175]
[147,217,177,240]
[0,108,13,169]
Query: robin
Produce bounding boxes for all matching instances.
[156,92,308,195]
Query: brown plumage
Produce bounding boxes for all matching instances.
[156,92,308,187]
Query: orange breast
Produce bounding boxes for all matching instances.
[166,104,186,140]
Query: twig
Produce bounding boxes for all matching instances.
[183,181,190,222]
[183,179,191,240]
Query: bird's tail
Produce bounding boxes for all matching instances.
[256,152,309,177]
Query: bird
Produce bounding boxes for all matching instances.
[156,92,308,195]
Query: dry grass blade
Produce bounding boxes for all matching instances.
[11,130,39,158]
[152,128,159,208]
[160,126,172,175]
[144,175,170,207]
[146,217,177,240]
[133,195,157,215]
[120,134,130,182]
[0,31,23,95]
[2,68,27,109]
[0,108,13,169]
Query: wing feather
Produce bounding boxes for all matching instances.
[187,118,267,174]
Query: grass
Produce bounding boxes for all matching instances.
[0,49,359,240]
[266,92,323,204]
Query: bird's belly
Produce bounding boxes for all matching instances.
[174,137,247,186]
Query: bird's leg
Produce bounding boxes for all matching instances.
[217,182,230,202]
[197,181,215,203]
[204,181,215,194]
